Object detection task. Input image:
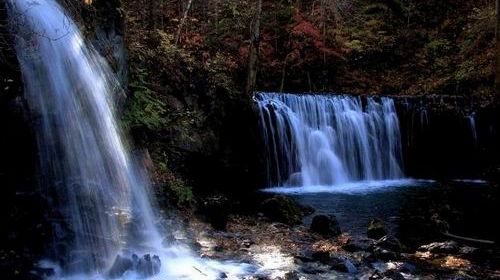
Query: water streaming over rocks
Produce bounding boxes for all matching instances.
[256,93,404,188]
[7,1,249,279]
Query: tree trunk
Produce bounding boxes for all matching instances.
[175,0,195,46]
[495,0,500,101]
[245,0,262,95]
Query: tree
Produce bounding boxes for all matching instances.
[496,0,500,100]
[245,0,262,94]
[175,0,195,45]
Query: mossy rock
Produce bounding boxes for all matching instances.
[260,195,304,225]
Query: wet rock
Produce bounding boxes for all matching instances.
[31,266,55,278]
[260,196,304,225]
[371,261,416,274]
[133,254,161,278]
[310,214,341,237]
[367,218,387,240]
[330,256,358,273]
[108,254,133,278]
[300,262,330,274]
[418,241,458,254]
[311,251,331,264]
[284,271,300,280]
[373,247,399,261]
[218,272,228,279]
[294,254,315,263]
[375,235,402,253]
[343,238,375,252]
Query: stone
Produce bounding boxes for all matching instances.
[134,254,161,278]
[418,241,458,254]
[260,195,304,225]
[373,247,399,261]
[330,256,358,274]
[311,251,331,264]
[300,262,330,274]
[367,218,387,240]
[108,254,133,278]
[343,238,375,252]
[310,214,341,237]
[375,235,402,252]
[284,271,300,280]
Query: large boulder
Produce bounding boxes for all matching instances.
[260,196,304,225]
[367,218,387,239]
[309,214,341,237]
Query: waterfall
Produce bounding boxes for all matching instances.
[256,93,404,187]
[467,113,478,143]
[8,1,250,279]
[7,0,163,274]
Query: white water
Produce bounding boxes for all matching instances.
[263,179,435,195]
[8,1,250,279]
[467,113,478,143]
[256,93,404,188]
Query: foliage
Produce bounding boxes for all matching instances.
[115,0,497,201]
[123,69,168,131]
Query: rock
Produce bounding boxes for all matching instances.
[108,253,161,278]
[372,261,416,274]
[418,241,458,254]
[310,214,341,237]
[198,195,231,230]
[284,271,300,280]
[135,254,161,278]
[330,256,358,274]
[108,255,133,278]
[311,251,331,264]
[294,254,315,263]
[300,262,330,274]
[373,247,399,261]
[260,195,304,225]
[218,272,228,279]
[343,238,375,252]
[31,266,55,278]
[375,235,402,253]
[367,218,387,240]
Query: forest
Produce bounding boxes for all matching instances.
[0,0,499,279]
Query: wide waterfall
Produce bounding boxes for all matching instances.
[7,1,247,279]
[256,92,404,188]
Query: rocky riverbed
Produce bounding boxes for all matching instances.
[173,182,500,280]
[175,212,499,279]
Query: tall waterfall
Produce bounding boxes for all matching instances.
[8,0,163,275]
[8,1,250,279]
[256,93,404,187]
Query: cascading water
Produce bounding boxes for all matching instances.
[8,0,163,274]
[256,93,404,188]
[7,1,248,279]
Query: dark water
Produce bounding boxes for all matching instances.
[280,180,497,243]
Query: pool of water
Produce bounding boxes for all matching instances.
[264,179,496,241]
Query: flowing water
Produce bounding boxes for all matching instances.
[256,93,404,190]
[8,0,248,279]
